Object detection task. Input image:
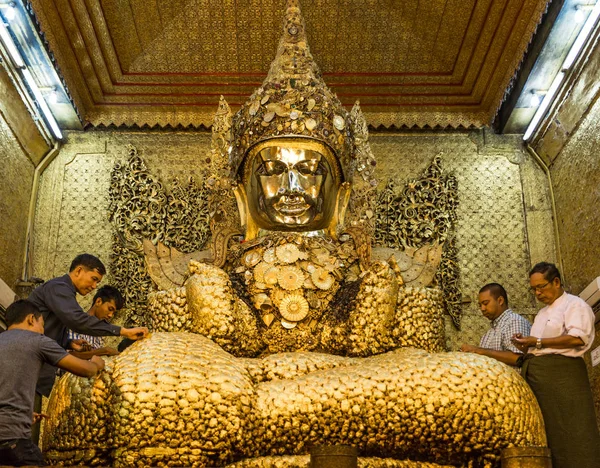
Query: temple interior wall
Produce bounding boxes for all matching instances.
[0,113,35,290]
[546,96,600,299]
[30,128,557,352]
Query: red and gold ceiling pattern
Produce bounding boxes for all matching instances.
[29,0,550,129]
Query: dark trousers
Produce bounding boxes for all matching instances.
[0,438,45,467]
[522,354,600,468]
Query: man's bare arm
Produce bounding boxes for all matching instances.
[56,354,105,378]
[460,344,522,366]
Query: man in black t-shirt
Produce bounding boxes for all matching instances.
[0,300,105,467]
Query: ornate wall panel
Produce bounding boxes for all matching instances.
[31,128,555,349]
[32,130,211,309]
[0,115,35,289]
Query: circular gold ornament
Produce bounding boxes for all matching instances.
[311,268,334,290]
[281,319,297,329]
[263,111,275,123]
[305,118,317,131]
[333,115,345,130]
[279,293,309,322]
[253,262,270,282]
[277,266,305,290]
[249,100,260,116]
[244,250,262,268]
[263,247,277,263]
[276,243,300,264]
[264,266,280,286]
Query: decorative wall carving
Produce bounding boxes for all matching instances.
[31,131,210,311]
[108,145,211,325]
[375,155,462,327]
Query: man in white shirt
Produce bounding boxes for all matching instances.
[512,262,600,468]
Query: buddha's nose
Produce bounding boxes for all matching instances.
[281,169,303,193]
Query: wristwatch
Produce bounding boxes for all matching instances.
[535,338,543,350]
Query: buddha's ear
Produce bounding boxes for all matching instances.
[327,182,351,239]
[233,183,260,241]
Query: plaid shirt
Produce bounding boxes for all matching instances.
[479,309,531,354]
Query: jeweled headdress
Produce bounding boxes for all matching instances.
[229,0,376,186]
[210,0,378,239]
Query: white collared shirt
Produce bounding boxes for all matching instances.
[530,292,595,357]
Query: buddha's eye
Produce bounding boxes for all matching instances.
[294,160,322,176]
[259,160,287,176]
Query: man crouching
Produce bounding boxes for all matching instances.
[0,300,104,467]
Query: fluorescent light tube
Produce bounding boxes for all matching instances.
[0,20,24,67]
[22,68,63,139]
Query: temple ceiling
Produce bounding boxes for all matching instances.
[28,0,550,130]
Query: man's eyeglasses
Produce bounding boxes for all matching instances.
[530,281,552,293]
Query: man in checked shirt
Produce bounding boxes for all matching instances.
[460,283,531,367]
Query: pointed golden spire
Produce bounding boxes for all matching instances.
[264,0,322,85]
[209,95,232,181]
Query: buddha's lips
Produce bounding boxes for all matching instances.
[278,204,310,215]
[274,197,311,214]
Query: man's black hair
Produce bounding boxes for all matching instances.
[529,262,561,284]
[93,285,125,311]
[69,254,106,276]
[6,300,42,327]
[479,283,509,307]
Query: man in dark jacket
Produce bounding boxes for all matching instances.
[28,253,148,396]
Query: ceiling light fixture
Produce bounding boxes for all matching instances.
[523,0,600,141]
[529,90,547,107]
[563,2,600,70]
[0,19,24,67]
[48,88,58,104]
[574,3,595,22]
[0,2,16,21]
[22,68,63,139]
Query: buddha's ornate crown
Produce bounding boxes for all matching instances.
[229,0,375,187]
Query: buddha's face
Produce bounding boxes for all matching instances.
[243,142,339,232]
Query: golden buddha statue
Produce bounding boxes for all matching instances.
[43,1,547,467]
